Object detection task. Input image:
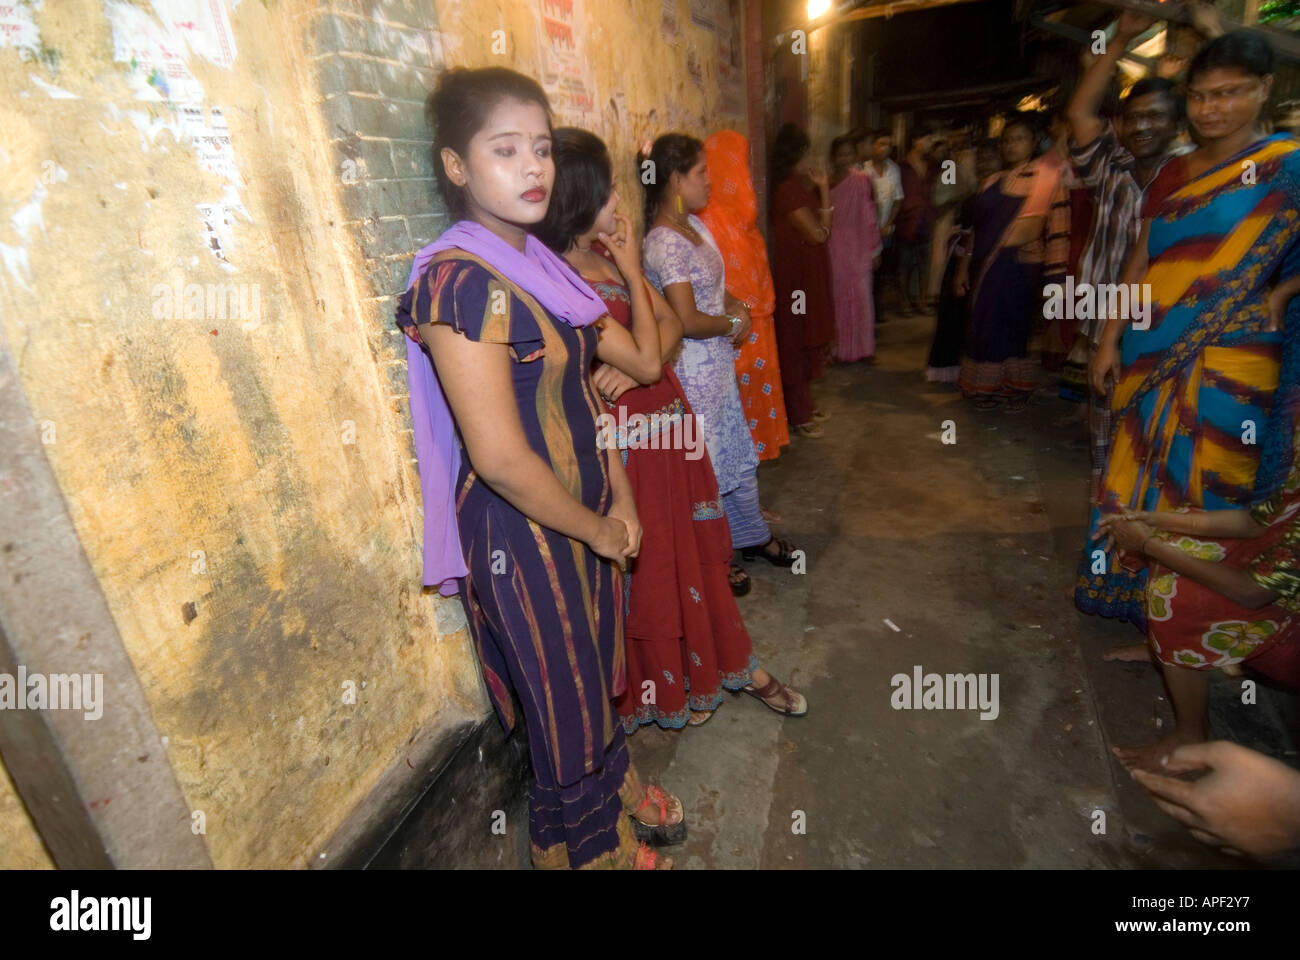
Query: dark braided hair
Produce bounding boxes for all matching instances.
[426,67,551,220]
[637,133,703,227]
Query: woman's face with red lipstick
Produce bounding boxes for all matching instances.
[441,97,554,226]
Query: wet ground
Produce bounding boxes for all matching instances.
[616,306,1300,870]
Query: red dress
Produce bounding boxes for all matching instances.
[771,175,835,422]
[584,255,758,730]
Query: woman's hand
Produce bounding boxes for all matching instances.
[1265,275,1300,333]
[808,167,829,192]
[729,300,753,346]
[1133,741,1300,859]
[1089,336,1120,397]
[589,515,632,569]
[592,363,639,404]
[1097,511,1154,555]
[606,496,643,562]
[596,213,642,281]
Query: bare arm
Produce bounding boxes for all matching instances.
[1102,220,1151,349]
[1137,509,1268,539]
[1145,539,1279,609]
[594,311,662,384]
[592,215,662,383]
[662,281,733,339]
[1069,12,1153,150]
[649,283,684,361]
[1089,219,1152,396]
[419,321,629,563]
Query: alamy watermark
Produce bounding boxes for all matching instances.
[1043,276,1152,330]
[890,664,999,720]
[50,891,150,940]
[152,280,261,325]
[0,667,103,720]
[595,408,705,460]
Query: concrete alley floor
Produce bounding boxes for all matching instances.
[616,306,1300,870]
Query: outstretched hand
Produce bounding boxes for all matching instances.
[1116,10,1155,41]
[1132,740,1300,858]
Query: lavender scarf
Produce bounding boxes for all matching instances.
[402,220,608,595]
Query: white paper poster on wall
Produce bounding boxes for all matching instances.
[0,0,43,59]
[105,0,247,262]
[536,0,596,129]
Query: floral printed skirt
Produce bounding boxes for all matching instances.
[1146,532,1299,682]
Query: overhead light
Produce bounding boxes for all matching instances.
[808,0,832,19]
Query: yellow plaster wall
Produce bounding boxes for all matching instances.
[0,0,747,868]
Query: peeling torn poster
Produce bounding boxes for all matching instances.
[106,0,247,261]
[536,0,595,128]
[0,0,43,60]
[106,0,238,103]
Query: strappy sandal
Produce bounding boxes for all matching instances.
[742,675,808,717]
[687,709,714,727]
[741,536,799,568]
[631,784,687,846]
[633,841,673,870]
[729,563,751,597]
[795,422,824,438]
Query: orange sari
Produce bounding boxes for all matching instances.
[699,130,789,461]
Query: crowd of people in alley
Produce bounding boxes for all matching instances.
[392,5,1300,869]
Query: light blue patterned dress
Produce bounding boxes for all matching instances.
[643,216,758,498]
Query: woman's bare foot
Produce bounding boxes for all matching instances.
[1113,729,1208,774]
[1102,643,1152,663]
[760,507,783,525]
[687,709,714,726]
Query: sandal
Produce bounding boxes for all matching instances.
[633,841,673,870]
[742,675,808,717]
[1003,395,1030,413]
[741,536,799,568]
[728,563,751,597]
[687,709,714,727]
[795,422,824,438]
[811,409,830,422]
[971,396,1000,411]
[631,784,687,846]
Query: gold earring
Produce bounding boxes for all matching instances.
[675,194,683,214]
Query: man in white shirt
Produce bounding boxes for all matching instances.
[861,130,902,233]
[859,130,902,320]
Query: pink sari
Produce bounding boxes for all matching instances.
[829,170,881,363]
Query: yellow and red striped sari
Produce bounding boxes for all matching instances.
[1076,134,1300,629]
